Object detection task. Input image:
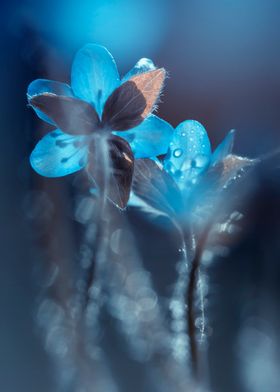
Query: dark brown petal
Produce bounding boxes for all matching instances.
[101,68,166,131]
[30,93,100,135]
[88,135,134,209]
[132,159,183,217]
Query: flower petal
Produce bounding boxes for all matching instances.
[164,120,211,187]
[132,158,184,217]
[30,94,100,135]
[27,79,74,125]
[102,69,166,131]
[71,44,120,117]
[190,154,256,228]
[122,58,156,83]
[113,115,173,158]
[211,129,235,165]
[30,129,88,177]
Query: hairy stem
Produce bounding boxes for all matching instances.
[185,227,209,378]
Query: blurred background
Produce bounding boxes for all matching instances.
[1,0,280,391]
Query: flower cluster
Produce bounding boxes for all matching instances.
[27,44,258,387]
[28,43,252,211]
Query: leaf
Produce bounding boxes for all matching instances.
[101,69,166,131]
[87,135,134,209]
[132,159,184,217]
[30,94,100,135]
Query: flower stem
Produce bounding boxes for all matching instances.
[83,211,105,308]
[185,227,209,379]
[83,137,110,310]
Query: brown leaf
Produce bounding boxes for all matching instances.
[30,93,100,135]
[132,159,183,217]
[88,135,134,209]
[101,69,166,131]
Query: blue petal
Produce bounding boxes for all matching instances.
[71,44,120,117]
[30,129,88,177]
[113,115,173,158]
[27,79,74,125]
[211,129,235,165]
[164,120,211,186]
[122,58,156,83]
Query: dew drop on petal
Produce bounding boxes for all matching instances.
[173,148,183,158]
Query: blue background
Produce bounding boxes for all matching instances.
[1,1,280,391]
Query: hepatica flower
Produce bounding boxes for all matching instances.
[28,44,173,208]
[132,120,255,221]
[162,120,235,190]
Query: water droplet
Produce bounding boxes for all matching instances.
[181,132,186,137]
[178,247,186,255]
[173,148,183,158]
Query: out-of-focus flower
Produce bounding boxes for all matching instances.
[28,44,173,208]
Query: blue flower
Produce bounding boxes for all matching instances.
[28,44,173,208]
[163,120,235,192]
[131,120,254,219]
